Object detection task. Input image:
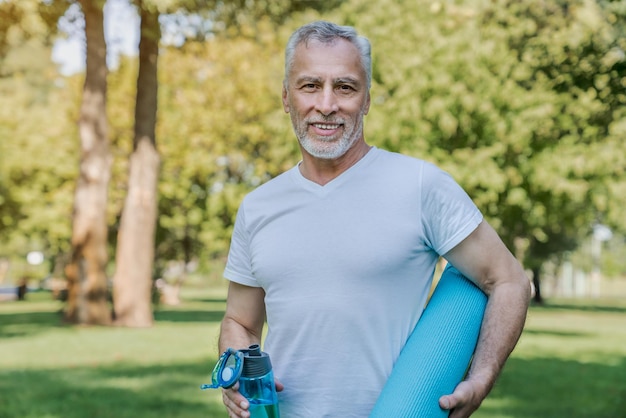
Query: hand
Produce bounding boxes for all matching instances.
[438,379,486,418]
[222,379,284,418]
[222,381,249,418]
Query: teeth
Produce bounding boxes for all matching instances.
[313,123,340,130]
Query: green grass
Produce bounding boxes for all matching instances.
[1,285,625,417]
[0,287,230,418]
[476,297,626,418]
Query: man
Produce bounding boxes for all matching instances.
[219,21,530,418]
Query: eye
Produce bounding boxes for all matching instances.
[300,83,317,91]
[337,84,355,93]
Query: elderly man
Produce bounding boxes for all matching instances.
[218,20,530,418]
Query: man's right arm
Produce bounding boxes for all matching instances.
[218,281,267,418]
[219,281,266,352]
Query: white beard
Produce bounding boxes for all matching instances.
[292,109,367,160]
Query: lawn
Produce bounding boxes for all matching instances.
[477,296,626,418]
[1,283,625,418]
[0,286,230,418]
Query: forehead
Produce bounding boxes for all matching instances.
[289,38,365,83]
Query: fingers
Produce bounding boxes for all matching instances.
[438,380,482,418]
[274,377,285,392]
[222,384,250,418]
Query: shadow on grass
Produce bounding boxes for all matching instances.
[533,301,626,315]
[521,329,591,338]
[0,360,227,418]
[2,354,623,418]
[153,309,224,323]
[479,356,626,418]
[0,310,66,339]
[183,297,227,304]
[0,302,225,339]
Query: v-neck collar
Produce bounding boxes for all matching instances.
[290,147,379,196]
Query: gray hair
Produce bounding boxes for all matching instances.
[284,21,372,89]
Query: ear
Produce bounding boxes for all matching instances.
[363,91,371,116]
[282,85,290,113]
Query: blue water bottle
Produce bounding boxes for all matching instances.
[238,344,280,418]
[200,344,280,418]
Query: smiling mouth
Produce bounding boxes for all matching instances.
[311,122,342,130]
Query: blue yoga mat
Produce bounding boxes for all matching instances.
[369,265,487,417]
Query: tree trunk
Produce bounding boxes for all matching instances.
[112,5,160,327]
[532,265,543,305]
[64,0,111,325]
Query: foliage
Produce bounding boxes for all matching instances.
[333,0,626,268]
[152,19,299,269]
[481,0,626,265]
[0,40,80,278]
[1,0,625,285]
[147,0,344,42]
[0,0,68,64]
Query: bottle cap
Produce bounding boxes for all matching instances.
[200,344,273,391]
[241,344,273,378]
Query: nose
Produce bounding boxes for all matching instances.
[315,87,338,116]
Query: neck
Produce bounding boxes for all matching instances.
[299,140,372,186]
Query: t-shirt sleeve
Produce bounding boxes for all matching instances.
[420,162,483,255]
[223,201,262,287]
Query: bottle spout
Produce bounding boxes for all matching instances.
[246,344,262,356]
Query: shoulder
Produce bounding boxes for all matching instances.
[236,166,302,223]
[370,147,448,180]
[243,166,297,202]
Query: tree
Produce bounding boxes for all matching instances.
[11,0,622,310]
[335,0,625,302]
[64,0,112,324]
[112,2,160,326]
[479,0,626,301]
[153,20,297,275]
[109,0,341,322]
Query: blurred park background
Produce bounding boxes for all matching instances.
[1,0,625,416]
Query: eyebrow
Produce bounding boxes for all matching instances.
[335,77,360,86]
[295,76,361,86]
[295,76,322,85]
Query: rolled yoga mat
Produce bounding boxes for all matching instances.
[369,265,487,417]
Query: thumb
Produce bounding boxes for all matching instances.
[439,393,457,411]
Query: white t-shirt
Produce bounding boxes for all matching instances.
[224,147,482,417]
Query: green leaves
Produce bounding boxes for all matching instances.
[146,26,298,263]
[338,0,626,265]
[1,0,624,278]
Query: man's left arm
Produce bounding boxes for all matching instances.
[439,220,532,418]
